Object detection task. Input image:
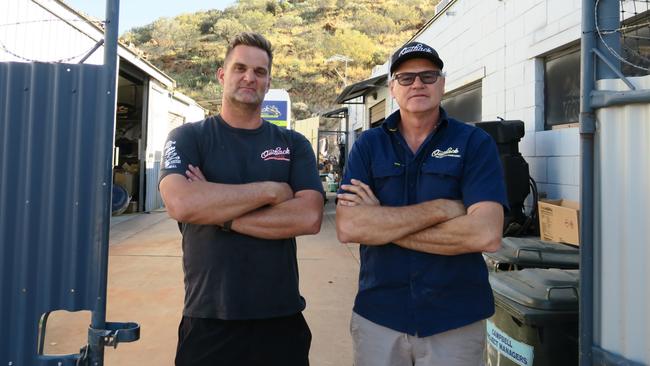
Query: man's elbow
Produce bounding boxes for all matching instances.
[163,195,192,222]
[303,210,323,235]
[335,206,365,243]
[335,218,358,243]
[336,229,349,243]
[481,233,502,253]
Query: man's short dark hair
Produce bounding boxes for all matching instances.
[224,32,273,72]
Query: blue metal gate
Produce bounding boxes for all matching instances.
[0,1,138,364]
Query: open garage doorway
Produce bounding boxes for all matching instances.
[113,62,147,214]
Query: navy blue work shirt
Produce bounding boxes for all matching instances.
[341,108,508,337]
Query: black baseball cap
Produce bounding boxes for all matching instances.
[390,42,444,74]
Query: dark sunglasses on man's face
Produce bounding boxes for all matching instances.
[393,70,444,86]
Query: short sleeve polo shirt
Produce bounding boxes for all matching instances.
[340,108,508,337]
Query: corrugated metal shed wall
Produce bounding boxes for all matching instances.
[0,62,113,365]
[596,75,650,364]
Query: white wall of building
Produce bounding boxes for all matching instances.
[344,98,366,152]
[396,0,584,202]
[171,92,206,124]
[348,99,365,132]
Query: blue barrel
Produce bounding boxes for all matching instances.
[112,184,130,215]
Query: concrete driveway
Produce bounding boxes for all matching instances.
[43,196,359,365]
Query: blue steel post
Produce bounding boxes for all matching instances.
[579,2,596,361]
[89,0,120,364]
[580,0,620,365]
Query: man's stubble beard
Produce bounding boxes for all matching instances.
[226,91,264,110]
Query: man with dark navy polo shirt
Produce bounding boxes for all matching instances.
[336,41,508,366]
[159,33,324,365]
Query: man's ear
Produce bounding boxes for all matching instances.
[217,68,225,85]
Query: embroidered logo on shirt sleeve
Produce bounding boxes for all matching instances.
[164,140,182,169]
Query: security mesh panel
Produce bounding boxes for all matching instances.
[596,1,650,75]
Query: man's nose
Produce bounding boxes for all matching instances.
[242,69,256,82]
[411,75,426,87]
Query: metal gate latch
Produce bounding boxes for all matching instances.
[88,322,140,349]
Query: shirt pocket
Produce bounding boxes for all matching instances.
[370,163,404,205]
[419,161,463,201]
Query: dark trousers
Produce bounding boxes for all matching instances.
[175,313,311,366]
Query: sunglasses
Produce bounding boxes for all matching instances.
[393,70,444,86]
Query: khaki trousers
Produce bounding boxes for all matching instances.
[351,312,486,366]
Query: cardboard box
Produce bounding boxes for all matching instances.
[538,199,580,246]
[114,171,136,197]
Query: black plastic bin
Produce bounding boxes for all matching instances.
[486,268,579,366]
[484,236,579,272]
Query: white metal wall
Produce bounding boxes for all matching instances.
[145,81,169,211]
[144,85,206,211]
[595,75,650,364]
[171,92,206,123]
[343,98,365,154]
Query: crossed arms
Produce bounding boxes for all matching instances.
[335,179,503,255]
[160,165,324,239]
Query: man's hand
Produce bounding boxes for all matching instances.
[337,179,380,207]
[185,164,293,205]
[186,164,206,182]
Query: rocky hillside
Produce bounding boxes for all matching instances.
[122,0,439,117]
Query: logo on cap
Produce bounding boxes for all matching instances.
[398,43,434,57]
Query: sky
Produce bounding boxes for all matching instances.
[65,0,236,34]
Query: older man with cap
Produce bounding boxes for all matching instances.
[335,41,508,365]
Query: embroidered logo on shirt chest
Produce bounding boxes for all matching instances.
[432,147,461,159]
[261,146,291,161]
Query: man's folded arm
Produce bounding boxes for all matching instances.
[230,189,324,239]
[335,198,465,245]
[159,173,292,226]
[393,201,504,255]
